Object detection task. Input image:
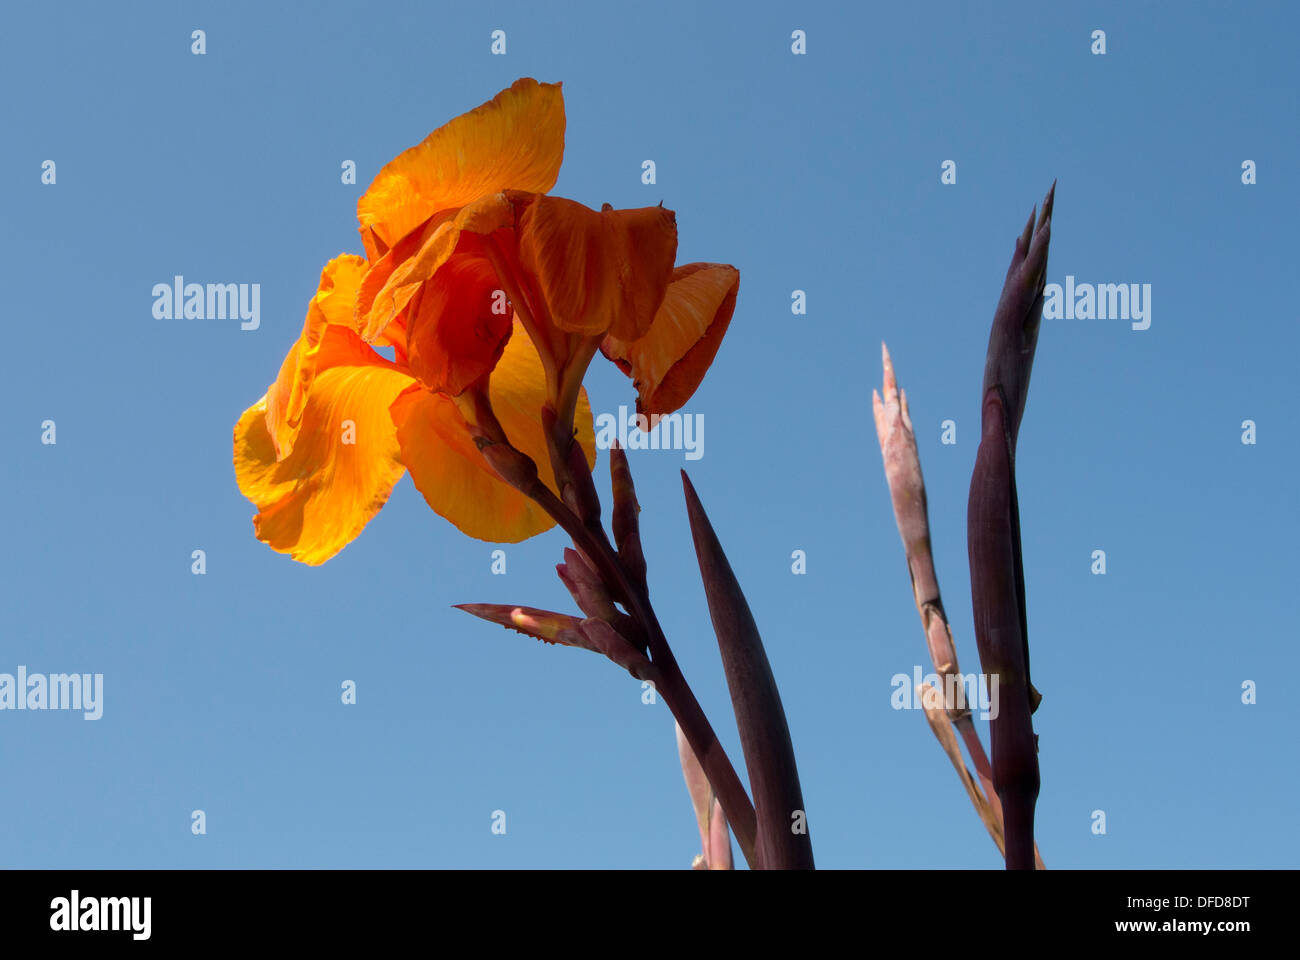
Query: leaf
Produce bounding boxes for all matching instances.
[681,471,813,869]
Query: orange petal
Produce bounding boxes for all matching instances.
[357,194,515,344]
[356,78,565,250]
[601,263,739,416]
[517,196,678,339]
[265,254,370,458]
[235,325,415,565]
[314,255,370,329]
[391,320,595,542]
[405,236,514,396]
[359,224,388,263]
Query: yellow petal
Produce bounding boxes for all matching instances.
[265,254,370,458]
[235,326,415,565]
[490,319,597,490]
[314,254,370,329]
[602,263,739,416]
[391,320,595,542]
[357,78,565,250]
[516,196,678,339]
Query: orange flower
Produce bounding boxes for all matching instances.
[234,253,591,564]
[234,78,738,564]
[354,79,740,426]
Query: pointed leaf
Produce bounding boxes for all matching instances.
[454,603,585,645]
[609,443,648,591]
[681,471,813,869]
[968,183,1054,870]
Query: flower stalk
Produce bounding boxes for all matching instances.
[461,414,760,867]
[874,341,1044,868]
[967,183,1054,870]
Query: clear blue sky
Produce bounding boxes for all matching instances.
[2,0,1295,868]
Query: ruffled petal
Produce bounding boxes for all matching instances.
[516,196,678,339]
[265,254,370,458]
[357,78,565,250]
[357,194,515,344]
[405,234,514,396]
[601,262,739,416]
[235,326,415,565]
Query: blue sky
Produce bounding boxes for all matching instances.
[1,0,1295,868]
